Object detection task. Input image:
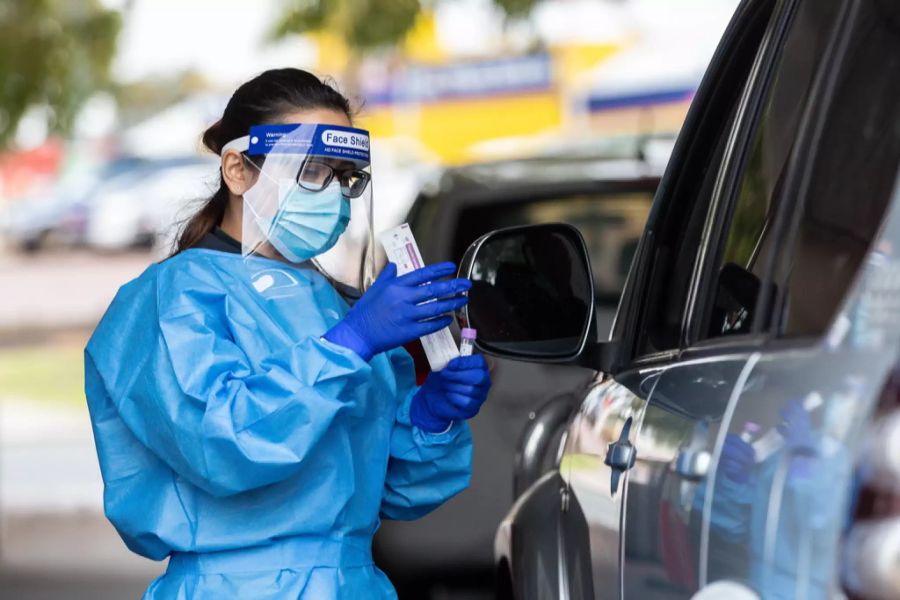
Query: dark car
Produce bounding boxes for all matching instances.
[373,140,668,595]
[466,0,900,599]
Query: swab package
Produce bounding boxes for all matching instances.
[378,223,460,371]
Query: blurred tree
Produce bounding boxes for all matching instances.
[492,0,542,20]
[0,0,121,149]
[271,0,420,98]
[272,0,422,56]
[271,0,544,89]
[114,70,212,127]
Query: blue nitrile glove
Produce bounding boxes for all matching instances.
[721,433,756,484]
[410,354,492,433]
[324,262,471,361]
[777,398,816,479]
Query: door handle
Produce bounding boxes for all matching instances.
[672,448,711,481]
[604,416,636,495]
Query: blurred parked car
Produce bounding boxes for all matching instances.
[0,156,148,252]
[374,137,671,595]
[369,137,443,241]
[475,0,900,598]
[85,156,219,253]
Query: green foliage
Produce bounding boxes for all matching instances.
[272,0,421,53]
[113,70,211,127]
[0,344,86,407]
[492,0,541,20]
[722,143,770,268]
[0,0,121,149]
[271,0,329,39]
[272,0,544,52]
[348,0,421,49]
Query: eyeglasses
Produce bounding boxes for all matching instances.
[296,159,371,198]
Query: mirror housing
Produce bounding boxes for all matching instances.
[458,223,616,368]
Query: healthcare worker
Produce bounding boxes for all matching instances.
[84,68,492,599]
[702,399,851,599]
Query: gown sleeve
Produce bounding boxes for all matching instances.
[85,263,374,498]
[378,350,473,521]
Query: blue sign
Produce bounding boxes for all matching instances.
[586,87,696,113]
[247,124,370,164]
[364,53,553,106]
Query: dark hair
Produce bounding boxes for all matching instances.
[173,68,353,254]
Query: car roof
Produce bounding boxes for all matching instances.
[426,134,672,199]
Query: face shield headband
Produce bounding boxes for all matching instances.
[221,123,372,198]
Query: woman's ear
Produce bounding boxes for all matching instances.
[221,150,252,195]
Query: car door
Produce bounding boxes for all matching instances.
[619,0,843,597]
[557,1,780,598]
[699,0,900,596]
[620,0,900,597]
[375,176,655,580]
[444,186,655,512]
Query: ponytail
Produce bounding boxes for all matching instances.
[171,120,229,254]
[174,185,229,254]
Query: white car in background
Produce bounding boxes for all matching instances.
[85,138,437,258]
[85,157,219,254]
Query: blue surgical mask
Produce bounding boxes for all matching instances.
[264,180,350,263]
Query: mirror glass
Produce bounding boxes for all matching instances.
[706,262,761,337]
[466,224,593,358]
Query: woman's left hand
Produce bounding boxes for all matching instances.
[410,355,492,433]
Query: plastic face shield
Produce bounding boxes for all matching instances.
[225,123,375,291]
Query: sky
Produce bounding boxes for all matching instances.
[71,0,742,155]
[103,0,740,88]
[104,0,317,87]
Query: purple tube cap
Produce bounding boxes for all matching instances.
[742,421,761,435]
[461,328,477,340]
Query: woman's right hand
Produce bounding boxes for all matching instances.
[324,262,471,361]
[721,433,756,484]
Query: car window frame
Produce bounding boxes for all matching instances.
[761,0,897,346]
[614,0,782,370]
[681,0,855,358]
[613,0,857,368]
[681,0,802,347]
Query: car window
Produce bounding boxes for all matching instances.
[452,193,653,305]
[697,0,844,340]
[632,0,777,357]
[776,0,900,337]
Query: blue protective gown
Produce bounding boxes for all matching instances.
[84,247,473,599]
[700,436,849,599]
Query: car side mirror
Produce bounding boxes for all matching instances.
[707,262,761,337]
[457,223,595,363]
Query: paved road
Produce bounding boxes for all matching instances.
[1,402,101,512]
[0,513,155,599]
[1,399,160,598]
[0,570,153,600]
[0,249,153,332]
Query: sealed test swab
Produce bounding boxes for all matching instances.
[379,223,460,371]
[751,392,824,461]
[459,328,477,357]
